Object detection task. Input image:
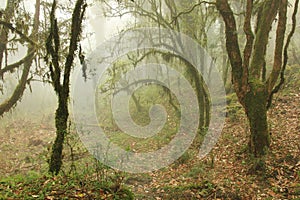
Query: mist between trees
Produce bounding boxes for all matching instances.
[0,0,299,177]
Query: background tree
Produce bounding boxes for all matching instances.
[0,0,41,116]
[100,0,223,131]
[45,0,87,175]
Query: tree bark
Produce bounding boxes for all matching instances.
[244,82,270,156]
[49,93,69,174]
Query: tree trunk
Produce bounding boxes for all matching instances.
[46,0,86,175]
[215,0,284,159]
[49,94,69,174]
[244,81,270,156]
[190,66,208,130]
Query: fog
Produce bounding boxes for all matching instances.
[0,0,299,125]
[0,1,127,124]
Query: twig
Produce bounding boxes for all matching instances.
[0,20,38,46]
[170,1,216,24]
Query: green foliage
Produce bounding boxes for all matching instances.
[0,161,134,199]
[226,93,244,121]
[0,120,134,199]
[282,64,300,91]
[97,83,181,153]
[160,180,216,199]
[185,163,205,178]
[174,151,191,165]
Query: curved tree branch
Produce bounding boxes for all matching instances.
[170,0,215,25]
[0,20,38,47]
[0,50,35,77]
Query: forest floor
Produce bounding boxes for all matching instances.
[123,84,300,200]
[0,83,299,199]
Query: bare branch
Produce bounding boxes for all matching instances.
[0,50,35,77]
[0,20,38,47]
[170,0,216,25]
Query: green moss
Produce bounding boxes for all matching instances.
[244,80,270,157]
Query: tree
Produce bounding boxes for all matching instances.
[45,0,87,175]
[100,0,222,130]
[216,0,299,158]
[0,0,40,116]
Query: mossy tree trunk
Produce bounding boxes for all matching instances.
[184,60,209,130]
[194,71,210,130]
[46,0,86,175]
[49,93,69,174]
[216,0,298,158]
[244,82,270,156]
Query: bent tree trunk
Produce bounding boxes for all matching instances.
[244,82,270,156]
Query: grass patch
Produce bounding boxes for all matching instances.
[97,84,181,153]
[158,181,216,199]
[0,169,134,199]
